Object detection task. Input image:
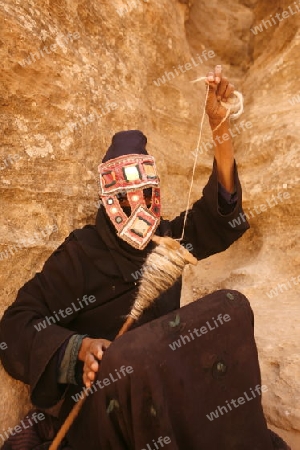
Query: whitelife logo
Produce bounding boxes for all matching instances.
[169,313,231,351]
[267,275,300,298]
[71,365,133,402]
[250,1,300,35]
[141,436,171,450]
[0,412,45,445]
[153,50,216,86]
[19,32,80,67]
[206,385,268,421]
[34,295,96,331]
[228,191,290,228]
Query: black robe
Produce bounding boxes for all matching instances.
[0,161,254,448]
[68,290,280,450]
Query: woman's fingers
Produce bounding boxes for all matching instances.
[214,65,222,84]
[218,81,235,102]
[222,83,235,101]
[91,340,111,360]
[206,65,222,84]
[83,371,94,388]
[217,76,229,100]
[83,359,98,387]
[206,71,215,83]
[81,339,112,387]
[86,353,99,372]
[83,353,99,387]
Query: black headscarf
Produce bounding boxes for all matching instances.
[102,130,148,162]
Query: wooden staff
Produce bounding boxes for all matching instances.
[49,235,197,450]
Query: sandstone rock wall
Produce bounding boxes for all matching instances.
[0,0,299,448]
[184,1,300,447]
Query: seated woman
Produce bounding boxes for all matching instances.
[0,66,290,449]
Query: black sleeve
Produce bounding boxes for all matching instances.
[0,233,85,408]
[169,159,250,260]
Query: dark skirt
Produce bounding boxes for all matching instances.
[67,290,290,450]
[2,290,291,450]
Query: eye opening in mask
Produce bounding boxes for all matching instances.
[143,188,152,203]
[115,189,153,217]
[143,188,152,210]
[116,191,127,201]
[116,192,131,217]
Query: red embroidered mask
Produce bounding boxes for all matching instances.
[98,154,161,250]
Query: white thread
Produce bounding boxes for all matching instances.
[177,84,210,242]
[176,76,244,241]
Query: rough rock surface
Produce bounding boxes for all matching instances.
[0,0,299,448]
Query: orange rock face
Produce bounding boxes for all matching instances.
[0,1,299,448]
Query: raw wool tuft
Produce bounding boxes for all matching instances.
[129,236,197,321]
[223,90,244,120]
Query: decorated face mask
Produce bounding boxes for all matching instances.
[98,154,161,250]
